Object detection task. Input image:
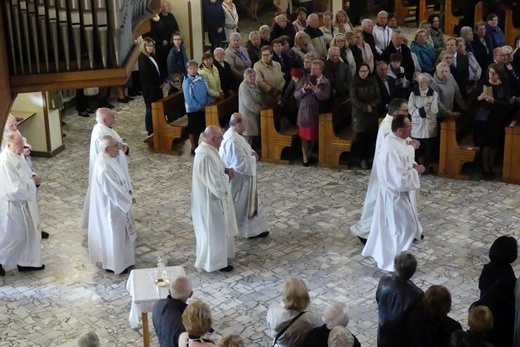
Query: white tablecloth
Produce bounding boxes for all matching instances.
[126,266,186,328]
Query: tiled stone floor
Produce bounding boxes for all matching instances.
[1,95,520,347]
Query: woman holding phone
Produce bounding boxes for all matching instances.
[294,60,331,166]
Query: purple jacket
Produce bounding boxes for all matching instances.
[294,75,331,127]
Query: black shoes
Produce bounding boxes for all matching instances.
[250,231,270,239]
[117,98,129,103]
[17,264,45,272]
[414,234,425,242]
[358,236,367,245]
[78,111,90,117]
[105,266,132,274]
[0,264,5,276]
[41,231,49,239]
[219,265,234,272]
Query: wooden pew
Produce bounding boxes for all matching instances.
[318,98,356,169]
[260,101,299,164]
[438,115,480,179]
[444,0,464,35]
[394,0,418,26]
[505,7,520,48]
[151,91,188,155]
[474,1,484,23]
[418,0,438,25]
[204,93,239,129]
[502,120,520,184]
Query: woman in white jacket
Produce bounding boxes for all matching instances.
[408,73,439,174]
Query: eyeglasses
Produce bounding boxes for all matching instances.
[359,69,369,73]
[172,80,181,83]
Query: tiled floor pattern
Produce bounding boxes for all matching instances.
[1,95,519,347]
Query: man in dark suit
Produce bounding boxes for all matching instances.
[380,30,415,83]
[473,21,494,72]
[152,276,193,347]
[446,38,470,98]
[246,31,262,66]
[375,61,397,118]
[323,46,351,105]
[213,47,237,97]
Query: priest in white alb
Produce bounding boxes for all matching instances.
[192,125,238,272]
[2,114,49,241]
[362,115,424,271]
[80,108,131,229]
[219,113,269,239]
[0,133,45,276]
[88,135,136,274]
[350,99,421,244]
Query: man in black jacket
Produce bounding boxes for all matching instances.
[376,251,424,347]
[152,276,193,347]
[380,30,415,83]
[473,21,494,72]
[446,37,470,98]
[374,61,397,118]
[214,47,237,97]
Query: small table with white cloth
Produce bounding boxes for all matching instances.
[126,266,187,347]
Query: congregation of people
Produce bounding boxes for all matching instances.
[3,0,520,346]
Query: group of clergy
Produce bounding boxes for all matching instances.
[192,113,269,273]
[82,108,268,275]
[351,98,425,271]
[0,115,46,276]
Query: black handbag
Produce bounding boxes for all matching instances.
[474,108,490,122]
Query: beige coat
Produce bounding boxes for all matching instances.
[253,60,285,108]
[224,46,251,85]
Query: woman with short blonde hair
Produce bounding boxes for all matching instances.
[179,300,215,346]
[266,276,323,347]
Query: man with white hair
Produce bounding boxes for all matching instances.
[80,108,130,229]
[152,276,193,347]
[192,126,238,272]
[302,301,360,346]
[304,13,327,60]
[88,135,135,274]
[219,113,268,239]
[259,25,271,47]
[2,114,49,240]
[214,47,236,97]
[0,133,44,276]
[373,11,393,56]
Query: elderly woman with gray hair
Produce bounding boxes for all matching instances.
[302,301,361,347]
[409,73,440,174]
[224,32,251,84]
[267,276,323,347]
[430,62,466,119]
[77,331,100,347]
[455,37,481,94]
[238,68,263,145]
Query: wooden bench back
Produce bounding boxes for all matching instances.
[151,91,187,154]
[205,93,239,129]
[444,0,464,35]
[418,0,439,25]
[394,0,418,26]
[505,7,520,48]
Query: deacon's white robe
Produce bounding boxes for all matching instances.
[88,153,136,274]
[80,123,131,229]
[219,128,267,238]
[362,133,422,271]
[350,115,421,239]
[192,142,238,272]
[0,149,42,267]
